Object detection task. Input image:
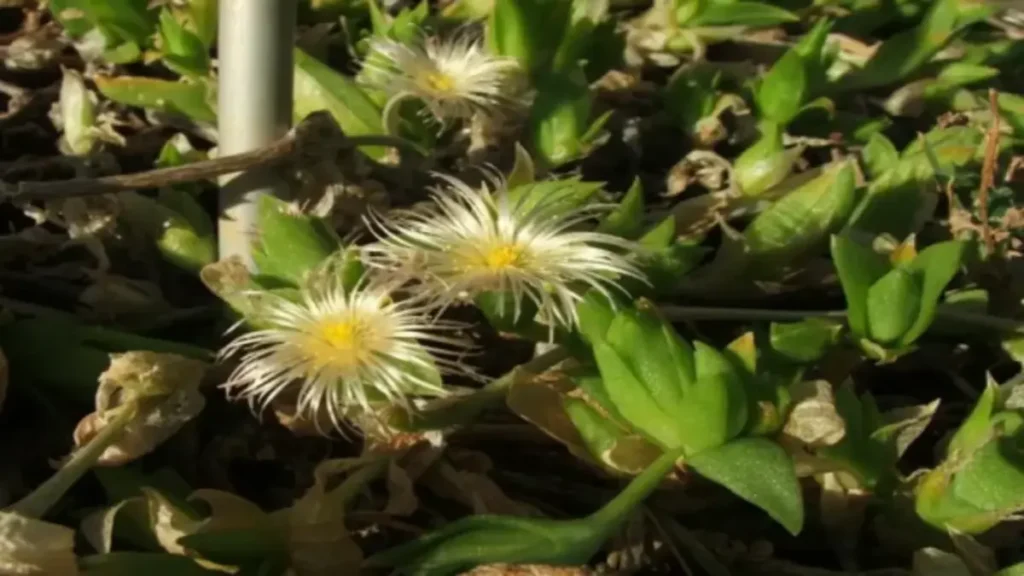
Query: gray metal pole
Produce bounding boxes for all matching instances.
[217,0,296,268]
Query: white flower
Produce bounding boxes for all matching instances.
[218,276,473,430]
[364,174,646,332]
[360,34,524,122]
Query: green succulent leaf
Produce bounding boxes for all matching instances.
[861,133,901,179]
[756,49,807,126]
[157,8,210,77]
[865,267,923,346]
[830,235,892,339]
[680,342,749,454]
[898,240,964,347]
[688,437,804,535]
[252,195,342,287]
[294,48,386,158]
[598,178,646,240]
[605,308,694,413]
[592,341,684,449]
[743,161,858,276]
[95,76,216,124]
[732,121,800,197]
[769,319,844,364]
[835,0,969,92]
[687,2,798,27]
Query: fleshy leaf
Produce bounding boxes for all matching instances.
[830,235,891,339]
[688,437,804,535]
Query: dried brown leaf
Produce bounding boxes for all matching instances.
[0,511,80,575]
[73,351,208,466]
[783,380,846,448]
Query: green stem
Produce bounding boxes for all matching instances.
[659,305,1024,335]
[8,406,137,518]
[586,447,685,540]
[394,346,570,431]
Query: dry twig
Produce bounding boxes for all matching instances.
[1,111,419,202]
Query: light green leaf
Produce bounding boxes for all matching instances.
[95,76,216,124]
[597,178,645,239]
[732,121,800,197]
[769,319,843,364]
[157,9,209,77]
[757,49,806,125]
[575,289,619,346]
[861,133,900,179]
[506,142,536,188]
[688,437,804,535]
[529,66,592,167]
[836,0,965,92]
[947,381,998,457]
[830,235,891,339]
[252,195,341,287]
[865,268,922,346]
[593,341,683,449]
[293,48,386,158]
[744,161,858,275]
[898,240,964,347]
[605,308,693,413]
[687,2,798,27]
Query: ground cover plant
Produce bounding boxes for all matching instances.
[1,0,1024,574]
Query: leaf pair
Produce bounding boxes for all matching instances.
[578,296,748,455]
[832,235,964,354]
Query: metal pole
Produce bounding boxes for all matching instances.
[217,0,296,268]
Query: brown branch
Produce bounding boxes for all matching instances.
[1,111,420,203]
[978,88,1001,256]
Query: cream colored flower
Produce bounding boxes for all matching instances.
[218,276,473,430]
[360,34,524,122]
[364,175,646,332]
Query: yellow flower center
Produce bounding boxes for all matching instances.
[482,244,523,270]
[420,71,456,95]
[889,241,917,265]
[318,320,358,349]
[302,317,367,370]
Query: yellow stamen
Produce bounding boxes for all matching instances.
[889,240,917,266]
[303,318,364,369]
[421,71,456,95]
[483,244,522,270]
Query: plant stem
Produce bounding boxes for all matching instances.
[396,346,570,431]
[587,447,685,539]
[7,405,137,518]
[659,305,1024,335]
